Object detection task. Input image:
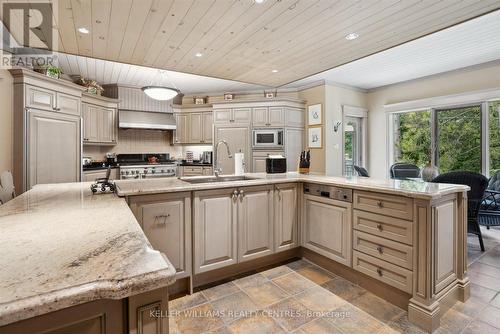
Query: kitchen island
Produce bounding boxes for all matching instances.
[0,182,176,333]
[116,172,470,333]
[0,173,470,333]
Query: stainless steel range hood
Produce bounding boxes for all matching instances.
[119,110,176,130]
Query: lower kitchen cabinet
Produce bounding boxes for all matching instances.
[238,185,274,262]
[193,188,238,274]
[302,194,352,266]
[128,192,191,278]
[274,183,298,252]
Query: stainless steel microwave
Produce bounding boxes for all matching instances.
[252,129,284,148]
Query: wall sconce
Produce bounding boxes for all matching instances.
[333,121,342,132]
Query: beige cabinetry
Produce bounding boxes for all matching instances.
[302,194,352,266]
[11,69,85,192]
[285,128,304,172]
[274,183,298,252]
[128,192,192,278]
[238,185,274,262]
[252,107,285,127]
[193,188,238,274]
[179,165,213,176]
[173,106,213,144]
[82,169,118,182]
[82,94,118,145]
[252,150,284,173]
[213,108,251,124]
[352,190,415,294]
[214,125,250,174]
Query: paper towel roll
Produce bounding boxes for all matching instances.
[234,152,244,175]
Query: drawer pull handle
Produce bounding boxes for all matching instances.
[377,201,384,208]
[377,224,383,231]
[155,214,170,225]
[377,246,384,254]
[377,268,383,276]
[239,189,245,200]
[232,190,238,200]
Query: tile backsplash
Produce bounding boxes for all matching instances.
[83,129,211,161]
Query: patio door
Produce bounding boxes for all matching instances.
[433,105,482,173]
[345,116,363,175]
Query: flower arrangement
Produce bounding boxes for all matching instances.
[79,78,104,95]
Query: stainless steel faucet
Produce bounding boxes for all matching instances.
[214,140,232,177]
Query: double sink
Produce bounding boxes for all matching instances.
[179,175,258,184]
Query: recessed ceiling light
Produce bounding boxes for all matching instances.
[255,0,265,3]
[78,27,90,34]
[345,32,359,41]
[195,52,203,57]
[271,69,278,73]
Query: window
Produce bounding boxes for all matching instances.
[390,102,499,177]
[491,101,500,175]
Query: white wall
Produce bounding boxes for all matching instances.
[0,70,13,175]
[324,84,368,176]
[367,60,500,178]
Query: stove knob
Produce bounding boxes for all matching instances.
[161,169,165,173]
[151,169,156,174]
[144,170,148,174]
[126,171,130,175]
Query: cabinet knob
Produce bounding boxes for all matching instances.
[376,224,383,231]
[377,246,384,254]
[376,268,383,276]
[232,190,238,200]
[239,189,245,200]
[376,201,384,208]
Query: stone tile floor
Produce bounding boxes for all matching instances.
[169,227,500,333]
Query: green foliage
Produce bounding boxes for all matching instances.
[490,102,500,175]
[394,111,431,168]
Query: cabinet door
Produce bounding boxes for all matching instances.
[56,92,80,116]
[252,156,267,173]
[214,126,250,174]
[189,113,203,143]
[194,188,238,273]
[202,167,213,175]
[140,196,190,276]
[302,195,352,266]
[98,108,115,143]
[182,166,203,176]
[285,128,304,172]
[275,183,298,252]
[238,185,274,262]
[82,170,107,182]
[82,103,99,143]
[202,112,213,143]
[25,85,56,111]
[232,108,251,123]
[28,110,80,188]
[213,109,232,124]
[174,114,189,143]
[252,107,268,127]
[269,107,285,127]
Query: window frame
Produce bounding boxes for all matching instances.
[342,105,368,176]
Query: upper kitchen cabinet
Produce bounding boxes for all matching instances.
[10,69,85,192]
[252,107,285,127]
[82,94,119,145]
[213,107,251,125]
[172,105,213,144]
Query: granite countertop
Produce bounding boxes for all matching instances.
[0,183,176,326]
[115,172,469,199]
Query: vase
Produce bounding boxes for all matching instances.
[421,162,439,182]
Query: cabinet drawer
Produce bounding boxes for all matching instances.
[353,250,413,294]
[182,166,204,176]
[25,85,56,111]
[353,230,413,270]
[353,210,413,245]
[353,191,413,220]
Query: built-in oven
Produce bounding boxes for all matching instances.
[252,128,284,148]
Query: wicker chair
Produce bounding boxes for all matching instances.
[390,163,420,179]
[432,171,489,251]
[479,170,500,230]
[354,165,369,177]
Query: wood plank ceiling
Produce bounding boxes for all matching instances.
[17,0,500,86]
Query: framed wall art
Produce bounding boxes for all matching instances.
[308,104,322,126]
[308,126,322,149]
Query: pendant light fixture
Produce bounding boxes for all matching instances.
[142,70,180,101]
